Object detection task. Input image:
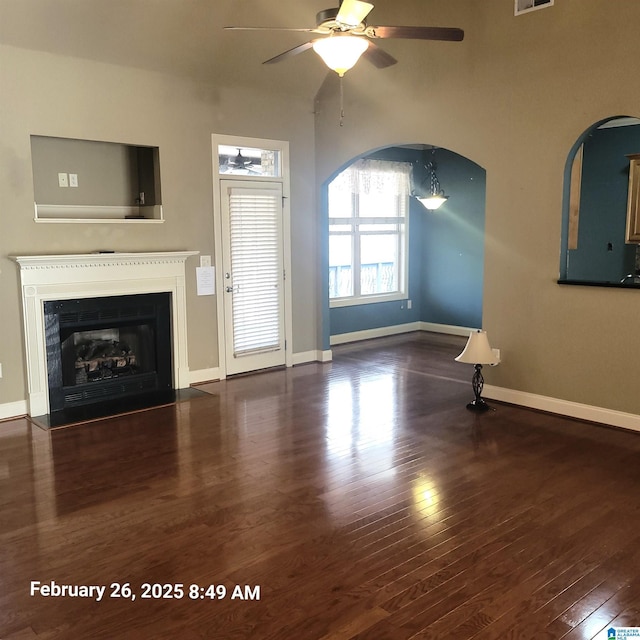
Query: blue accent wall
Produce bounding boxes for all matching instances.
[419,150,485,328]
[566,124,640,282]
[328,147,486,337]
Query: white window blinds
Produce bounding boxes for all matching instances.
[228,187,283,357]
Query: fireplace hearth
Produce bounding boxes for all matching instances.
[44,293,174,426]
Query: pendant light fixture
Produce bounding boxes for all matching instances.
[416,148,449,210]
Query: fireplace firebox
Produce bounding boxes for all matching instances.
[44,292,175,426]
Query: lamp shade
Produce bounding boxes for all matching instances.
[313,35,369,76]
[455,330,498,365]
[417,195,448,210]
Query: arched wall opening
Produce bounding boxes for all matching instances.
[321,143,486,350]
[560,115,640,285]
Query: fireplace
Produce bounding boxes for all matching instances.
[13,251,198,424]
[44,293,174,425]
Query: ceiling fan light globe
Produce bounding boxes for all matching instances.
[312,35,369,76]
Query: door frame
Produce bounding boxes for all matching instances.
[211,134,293,378]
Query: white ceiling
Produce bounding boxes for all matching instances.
[0,0,418,100]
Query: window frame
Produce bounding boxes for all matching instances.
[328,160,410,308]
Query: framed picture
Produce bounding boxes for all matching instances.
[515,0,554,16]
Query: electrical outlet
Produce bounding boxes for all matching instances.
[69,173,78,187]
[58,172,68,187]
[0,363,3,378]
[491,348,501,365]
[200,255,212,268]
[407,299,412,310]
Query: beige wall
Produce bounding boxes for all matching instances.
[2,0,639,420]
[0,44,317,406]
[315,0,640,415]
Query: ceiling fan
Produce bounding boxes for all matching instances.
[225,0,464,77]
[220,149,260,174]
[229,149,253,168]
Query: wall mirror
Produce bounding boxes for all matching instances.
[560,115,640,286]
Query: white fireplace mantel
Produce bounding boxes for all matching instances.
[13,251,198,417]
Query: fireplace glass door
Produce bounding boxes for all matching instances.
[44,292,174,424]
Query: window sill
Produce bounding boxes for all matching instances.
[330,293,407,308]
[557,279,640,289]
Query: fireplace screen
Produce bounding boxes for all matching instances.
[44,293,174,423]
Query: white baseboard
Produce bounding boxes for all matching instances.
[189,368,221,385]
[189,352,333,384]
[330,322,422,346]
[292,350,333,365]
[484,384,640,433]
[0,400,28,421]
[419,322,479,337]
[330,321,478,346]
[319,349,333,363]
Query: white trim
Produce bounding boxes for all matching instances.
[484,385,640,433]
[0,400,28,421]
[291,350,334,365]
[211,134,293,377]
[419,322,479,337]
[292,351,318,366]
[330,322,421,345]
[35,203,163,223]
[514,0,554,16]
[329,321,476,346]
[330,292,407,308]
[189,368,222,385]
[319,350,333,363]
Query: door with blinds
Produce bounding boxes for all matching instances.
[220,180,286,375]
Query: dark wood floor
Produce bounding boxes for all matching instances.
[2,332,640,639]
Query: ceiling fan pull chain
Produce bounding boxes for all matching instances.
[340,76,345,126]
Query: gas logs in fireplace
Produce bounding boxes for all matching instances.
[44,293,175,425]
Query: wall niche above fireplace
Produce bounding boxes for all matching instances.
[30,135,163,223]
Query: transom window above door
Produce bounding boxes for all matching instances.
[328,158,411,307]
[217,145,281,177]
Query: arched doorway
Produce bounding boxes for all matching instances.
[322,144,486,350]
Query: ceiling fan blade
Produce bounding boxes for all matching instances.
[362,42,398,69]
[263,41,315,65]
[367,25,464,41]
[336,0,374,28]
[224,26,320,33]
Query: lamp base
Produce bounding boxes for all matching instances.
[466,398,491,412]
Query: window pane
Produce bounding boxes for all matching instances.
[358,224,399,232]
[329,235,353,298]
[358,191,401,218]
[218,145,280,176]
[360,234,399,294]
[328,158,410,303]
[328,179,354,218]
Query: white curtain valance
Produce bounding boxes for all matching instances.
[331,159,412,197]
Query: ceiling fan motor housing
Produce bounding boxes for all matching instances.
[316,8,341,28]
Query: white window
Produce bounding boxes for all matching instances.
[328,159,411,306]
